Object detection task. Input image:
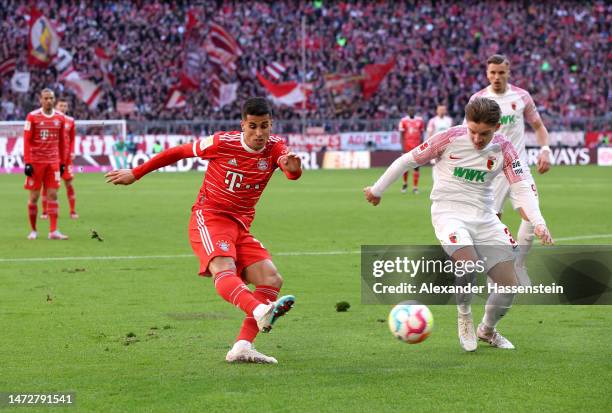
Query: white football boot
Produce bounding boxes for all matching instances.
[458,314,477,352]
[254,295,295,333]
[477,323,515,349]
[225,340,278,364]
[48,230,69,240]
[27,230,38,240]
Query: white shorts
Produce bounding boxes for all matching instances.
[431,202,519,271]
[492,169,539,214]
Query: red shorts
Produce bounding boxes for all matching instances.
[24,163,61,191]
[62,163,75,181]
[189,209,271,277]
[403,141,420,153]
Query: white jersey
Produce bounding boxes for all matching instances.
[427,115,453,136]
[469,84,542,163]
[373,126,527,214]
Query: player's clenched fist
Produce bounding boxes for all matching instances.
[534,224,554,245]
[105,169,136,185]
[363,186,381,206]
[278,153,301,173]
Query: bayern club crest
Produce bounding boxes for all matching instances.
[257,159,269,171]
[216,240,231,252]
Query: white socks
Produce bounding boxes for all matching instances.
[482,292,515,329]
[456,272,477,316]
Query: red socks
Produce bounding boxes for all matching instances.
[47,200,58,232]
[28,202,37,231]
[413,169,420,187]
[403,171,409,184]
[66,183,76,213]
[236,285,280,343]
[41,189,48,215]
[213,270,261,315]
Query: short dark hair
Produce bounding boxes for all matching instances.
[487,54,510,66]
[40,88,54,96]
[242,97,272,119]
[465,97,501,126]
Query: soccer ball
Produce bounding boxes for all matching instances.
[388,303,434,344]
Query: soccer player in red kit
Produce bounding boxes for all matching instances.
[23,88,69,240]
[106,98,302,364]
[398,107,425,194]
[41,99,78,220]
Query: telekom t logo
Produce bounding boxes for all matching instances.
[224,170,244,192]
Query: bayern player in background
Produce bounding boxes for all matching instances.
[364,97,553,351]
[41,99,78,220]
[398,107,425,194]
[469,54,551,285]
[426,104,453,138]
[106,97,302,364]
[23,88,69,240]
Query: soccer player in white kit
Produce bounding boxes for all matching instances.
[427,104,453,138]
[469,54,551,281]
[364,98,554,351]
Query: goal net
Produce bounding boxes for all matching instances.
[0,119,127,173]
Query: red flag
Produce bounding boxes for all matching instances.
[256,72,312,109]
[164,87,186,109]
[361,58,395,99]
[64,78,104,109]
[94,47,115,86]
[205,23,241,73]
[0,57,16,78]
[27,7,60,67]
[179,11,202,90]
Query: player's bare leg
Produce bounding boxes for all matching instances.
[64,178,79,219]
[478,259,516,349]
[27,190,40,240]
[452,246,478,352]
[45,188,68,240]
[40,186,48,219]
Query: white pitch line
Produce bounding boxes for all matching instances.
[554,234,612,241]
[1,234,611,263]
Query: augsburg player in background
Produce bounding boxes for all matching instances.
[365,97,553,352]
[469,54,551,284]
[106,97,301,364]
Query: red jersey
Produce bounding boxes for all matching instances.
[192,131,290,229]
[64,115,76,163]
[398,116,425,148]
[23,109,67,164]
[133,131,298,230]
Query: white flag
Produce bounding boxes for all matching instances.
[53,48,73,72]
[10,71,30,93]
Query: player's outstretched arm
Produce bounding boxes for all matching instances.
[278,153,302,180]
[105,142,196,184]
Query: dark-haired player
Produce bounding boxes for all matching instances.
[106,97,302,364]
[23,88,69,240]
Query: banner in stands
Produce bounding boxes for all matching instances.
[0,134,607,173]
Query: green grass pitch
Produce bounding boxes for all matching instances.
[1,166,611,412]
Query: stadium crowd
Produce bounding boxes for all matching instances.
[0,0,609,130]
